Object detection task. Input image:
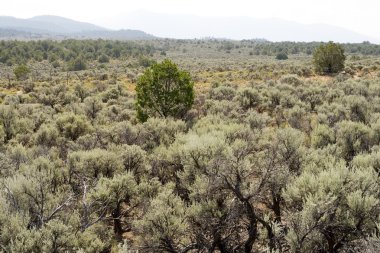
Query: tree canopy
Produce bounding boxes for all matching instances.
[135,59,194,121]
[313,41,346,74]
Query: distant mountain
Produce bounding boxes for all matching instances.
[108,11,380,43]
[0,15,105,34]
[0,15,155,40]
[2,14,377,43]
[71,29,157,40]
[29,15,106,33]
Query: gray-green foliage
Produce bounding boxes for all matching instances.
[209,85,236,101]
[89,172,137,238]
[0,105,18,143]
[56,112,92,141]
[34,123,59,147]
[336,120,372,161]
[68,148,124,180]
[37,83,75,108]
[84,96,103,120]
[1,40,380,253]
[134,184,190,252]
[237,88,262,110]
[311,124,335,149]
[284,156,380,252]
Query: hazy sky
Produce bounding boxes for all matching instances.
[1,0,379,38]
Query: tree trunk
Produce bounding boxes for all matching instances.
[244,202,258,253]
[210,231,229,253]
[257,216,277,252]
[272,191,282,223]
[112,201,123,240]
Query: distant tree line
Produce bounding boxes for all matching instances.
[1,40,380,68]
[214,40,380,56]
[0,39,156,66]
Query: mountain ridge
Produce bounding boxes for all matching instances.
[0,15,155,40]
[0,14,379,43]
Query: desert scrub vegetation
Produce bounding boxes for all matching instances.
[0,39,380,252]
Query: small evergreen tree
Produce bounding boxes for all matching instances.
[68,57,87,71]
[98,54,109,63]
[276,52,288,60]
[136,59,194,121]
[13,64,30,80]
[313,41,346,74]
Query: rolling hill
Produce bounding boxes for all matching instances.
[0,15,155,40]
[1,14,379,43]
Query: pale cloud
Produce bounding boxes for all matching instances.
[0,0,378,38]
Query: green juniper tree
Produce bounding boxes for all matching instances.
[13,64,30,81]
[313,41,346,74]
[135,59,194,121]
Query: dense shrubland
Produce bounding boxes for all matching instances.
[0,40,156,65]
[2,40,380,67]
[0,39,380,252]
